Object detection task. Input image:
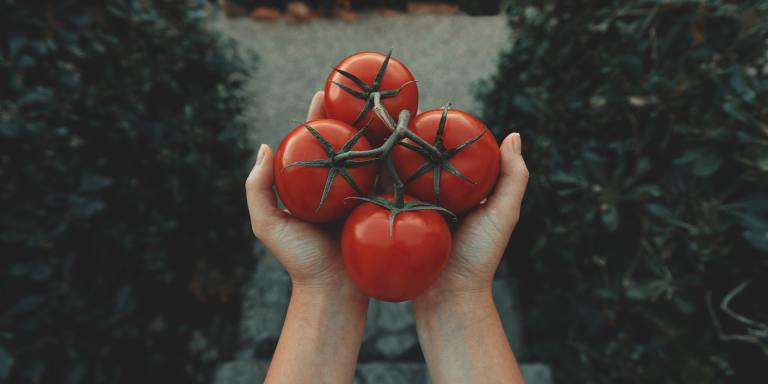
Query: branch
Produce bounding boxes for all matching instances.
[721,281,768,333]
[706,288,768,359]
[372,92,397,132]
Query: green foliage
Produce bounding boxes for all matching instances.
[479,0,768,382]
[1,1,254,382]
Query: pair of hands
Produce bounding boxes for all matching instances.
[245,91,529,383]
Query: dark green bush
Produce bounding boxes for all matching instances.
[479,0,768,382]
[1,1,254,382]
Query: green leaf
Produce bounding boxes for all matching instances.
[9,35,27,58]
[512,93,537,113]
[756,151,768,171]
[673,296,696,314]
[646,203,673,219]
[5,296,44,316]
[601,205,619,231]
[0,344,13,380]
[634,157,651,176]
[625,282,656,301]
[21,361,44,382]
[722,194,768,213]
[692,152,721,176]
[674,148,705,165]
[66,362,85,384]
[69,195,105,217]
[9,262,52,281]
[17,55,36,68]
[743,228,768,251]
[0,122,22,138]
[633,185,662,197]
[728,66,757,103]
[722,101,752,123]
[79,173,113,192]
[113,286,136,320]
[16,87,53,107]
[594,288,619,300]
[550,170,584,185]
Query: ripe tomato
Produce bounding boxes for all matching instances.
[324,51,419,146]
[392,108,500,214]
[341,194,452,302]
[274,118,378,223]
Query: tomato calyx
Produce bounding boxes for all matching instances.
[330,49,418,127]
[348,195,456,238]
[397,104,484,204]
[284,122,372,211]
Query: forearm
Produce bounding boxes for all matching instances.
[413,289,525,384]
[265,279,369,384]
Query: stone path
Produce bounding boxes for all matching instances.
[212,11,552,384]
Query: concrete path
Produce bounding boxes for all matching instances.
[214,12,512,148]
[212,11,552,384]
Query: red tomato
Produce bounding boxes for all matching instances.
[324,51,419,146]
[392,108,500,214]
[341,194,452,302]
[274,118,379,223]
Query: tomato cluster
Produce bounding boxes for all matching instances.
[273,51,500,301]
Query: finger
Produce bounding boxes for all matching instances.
[306,91,326,120]
[482,133,529,225]
[245,144,287,235]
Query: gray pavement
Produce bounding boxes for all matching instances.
[213,12,512,149]
[212,11,552,384]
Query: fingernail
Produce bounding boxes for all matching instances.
[502,133,516,153]
[256,144,267,165]
[511,133,522,154]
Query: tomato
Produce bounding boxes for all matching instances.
[324,51,419,147]
[341,194,452,302]
[274,118,379,223]
[391,108,500,214]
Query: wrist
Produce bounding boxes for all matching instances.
[412,285,524,384]
[413,286,496,329]
[291,273,369,310]
[266,267,368,383]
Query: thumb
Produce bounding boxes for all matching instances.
[245,144,288,236]
[482,133,529,228]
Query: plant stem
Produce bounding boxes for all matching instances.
[386,153,405,208]
[331,96,436,209]
[372,91,444,159]
[403,129,443,159]
[385,110,411,208]
[373,92,398,132]
[333,127,396,162]
[333,110,410,163]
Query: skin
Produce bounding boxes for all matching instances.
[245,91,529,384]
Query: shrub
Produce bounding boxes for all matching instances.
[1,1,254,382]
[479,0,768,382]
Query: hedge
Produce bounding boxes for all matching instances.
[479,1,768,382]
[1,1,254,382]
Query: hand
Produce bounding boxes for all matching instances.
[412,133,528,384]
[245,91,355,289]
[417,132,529,300]
[245,91,368,384]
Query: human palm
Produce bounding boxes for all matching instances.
[417,128,529,297]
[245,92,351,287]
